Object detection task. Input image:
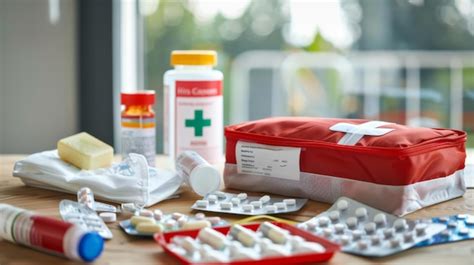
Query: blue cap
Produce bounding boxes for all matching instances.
[78,232,104,262]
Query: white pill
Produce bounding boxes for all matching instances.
[346,217,358,228]
[220,202,232,210]
[364,222,376,234]
[448,221,458,228]
[172,212,184,220]
[153,209,163,221]
[208,195,218,203]
[306,221,317,231]
[196,200,209,208]
[456,214,468,220]
[265,205,277,212]
[403,231,414,242]
[207,216,221,225]
[283,199,296,206]
[438,216,449,223]
[415,223,427,236]
[340,235,351,245]
[323,228,333,237]
[337,199,349,211]
[121,202,138,213]
[215,191,227,199]
[318,217,330,227]
[374,213,387,226]
[177,216,188,227]
[259,195,271,204]
[165,219,177,229]
[182,220,211,230]
[195,212,206,220]
[295,242,326,254]
[289,235,305,249]
[393,219,407,231]
[242,204,254,212]
[440,229,450,237]
[371,235,381,245]
[465,218,474,226]
[198,227,229,250]
[231,197,240,206]
[357,240,368,249]
[237,193,248,200]
[250,201,262,209]
[274,202,286,210]
[139,209,154,218]
[384,228,394,239]
[458,227,469,235]
[99,212,116,223]
[355,207,368,219]
[390,238,401,248]
[352,230,363,240]
[334,223,346,234]
[180,236,200,254]
[329,211,340,222]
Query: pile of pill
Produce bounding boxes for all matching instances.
[59,199,113,239]
[120,210,228,236]
[415,214,474,247]
[191,191,307,216]
[298,197,446,257]
[167,222,328,263]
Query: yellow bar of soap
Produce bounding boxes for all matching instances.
[58,132,114,170]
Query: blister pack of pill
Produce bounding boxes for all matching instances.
[59,200,113,239]
[155,222,339,264]
[415,214,474,248]
[77,187,120,213]
[119,210,229,237]
[191,191,307,216]
[298,197,446,257]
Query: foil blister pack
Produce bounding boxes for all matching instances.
[191,191,307,216]
[298,197,445,257]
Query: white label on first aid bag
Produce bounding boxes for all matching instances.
[236,141,301,181]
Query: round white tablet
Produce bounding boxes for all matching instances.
[336,200,349,211]
[153,209,163,221]
[393,219,407,231]
[237,193,248,200]
[250,201,262,209]
[438,216,449,223]
[458,227,469,235]
[265,205,277,212]
[207,216,221,225]
[346,217,358,228]
[99,212,116,223]
[415,223,427,236]
[220,202,232,210]
[139,209,154,218]
[318,217,330,227]
[357,240,368,249]
[355,207,368,219]
[259,195,271,204]
[329,211,340,222]
[340,235,351,245]
[371,235,380,245]
[440,229,450,237]
[283,199,296,206]
[334,223,346,234]
[448,221,458,228]
[274,202,286,210]
[390,238,400,248]
[352,230,363,240]
[208,195,218,203]
[374,213,387,226]
[231,197,240,206]
[323,228,333,237]
[364,222,376,234]
[384,228,394,239]
[306,221,317,231]
[215,191,227,199]
[403,231,413,242]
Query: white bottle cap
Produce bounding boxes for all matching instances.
[189,164,221,196]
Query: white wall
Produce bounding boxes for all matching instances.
[0,0,78,154]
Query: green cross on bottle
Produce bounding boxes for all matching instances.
[185,109,211,137]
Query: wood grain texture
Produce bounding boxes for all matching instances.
[0,155,473,265]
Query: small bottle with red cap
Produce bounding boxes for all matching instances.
[121,91,156,166]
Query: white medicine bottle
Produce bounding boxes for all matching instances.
[164,50,223,164]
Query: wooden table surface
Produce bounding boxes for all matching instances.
[0,155,473,265]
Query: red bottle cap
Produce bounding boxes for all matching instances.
[121,91,155,106]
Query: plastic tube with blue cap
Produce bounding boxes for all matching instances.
[0,204,104,262]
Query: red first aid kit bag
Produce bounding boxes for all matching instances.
[224,117,467,216]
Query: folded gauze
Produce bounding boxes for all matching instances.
[13,150,183,207]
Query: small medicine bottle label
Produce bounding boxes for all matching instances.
[121,116,156,166]
[172,80,223,164]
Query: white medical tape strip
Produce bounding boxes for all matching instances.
[330,121,394,145]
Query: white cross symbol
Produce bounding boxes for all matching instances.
[329,121,395,145]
